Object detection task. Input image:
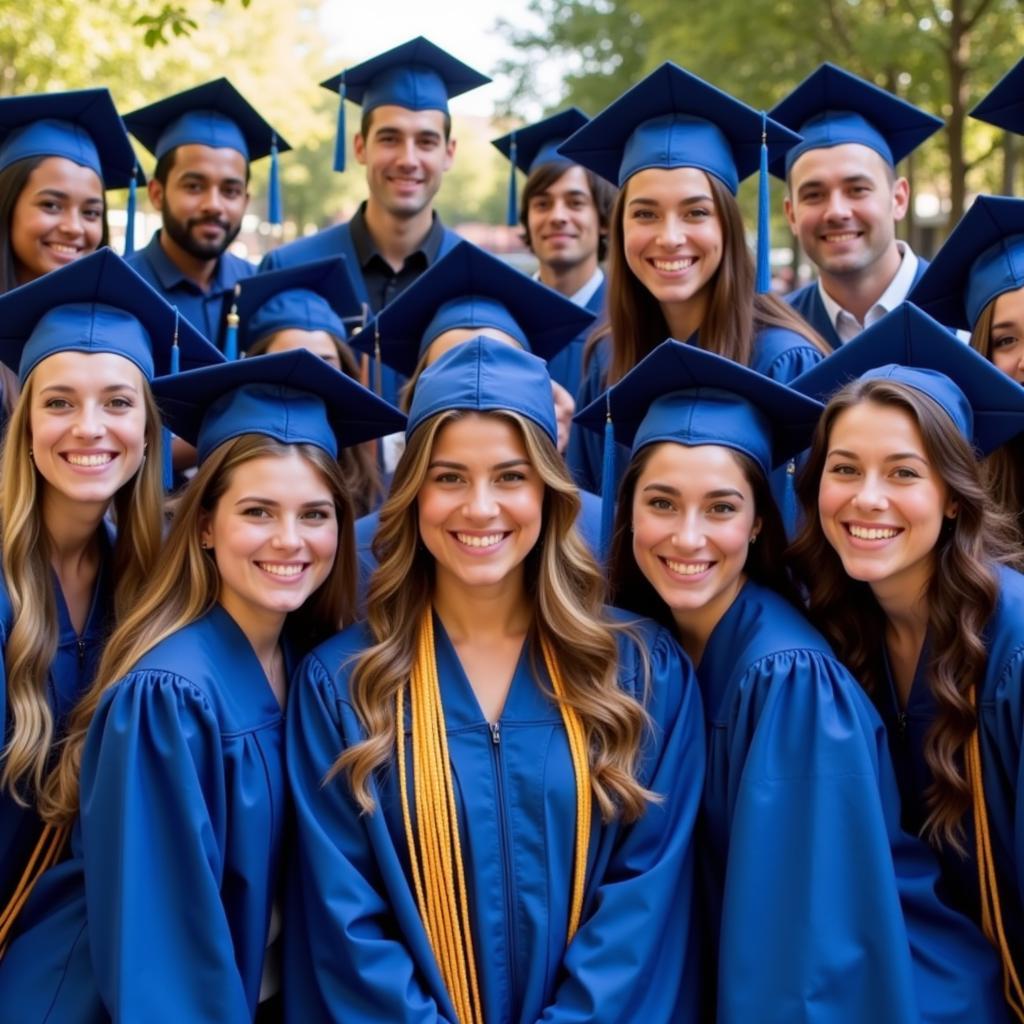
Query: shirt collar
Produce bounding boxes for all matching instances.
[348,201,446,269]
[143,230,239,295]
[530,266,604,308]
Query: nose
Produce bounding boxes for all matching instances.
[549,199,568,224]
[671,511,705,550]
[57,206,85,238]
[200,185,225,214]
[71,401,104,439]
[397,137,418,167]
[823,188,852,221]
[657,213,685,248]
[464,481,499,520]
[271,514,301,550]
[851,471,889,511]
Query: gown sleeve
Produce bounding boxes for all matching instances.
[759,337,823,385]
[78,672,251,1024]
[716,650,1009,1024]
[539,626,705,1024]
[284,649,457,1024]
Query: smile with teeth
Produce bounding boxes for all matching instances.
[64,452,114,467]
[846,524,901,540]
[651,257,697,272]
[663,557,713,576]
[822,231,861,242]
[257,562,306,578]
[47,243,81,255]
[454,532,507,549]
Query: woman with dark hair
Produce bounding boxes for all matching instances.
[792,303,1024,1020]
[559,62,829,497]
[585,338,1007,1022]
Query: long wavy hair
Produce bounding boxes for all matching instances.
[969,297,1024,542]
[584,174,828,384]
[245,332,382,516]
[334,409,654,823]
[39,434,357,825]
[0,371,164,807]
[789,378,1021,852]
[609,441,798,634]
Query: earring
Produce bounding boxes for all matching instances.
[28,448,33,458]
[749,534,758,545]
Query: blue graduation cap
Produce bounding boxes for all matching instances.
[908,195,1024,330]
[558,62,801,293]
[575,339,824,552]
[348,239,594,378]
[124,79,291,225]
[222,257,362,361]
[407,336,556,443]
[0,88,145,253]
[152,348,406,464]
[768,62,943,179]
[491,107,590,226]
[971,57,1024,136]
[320,36,490,172]
[792,303,1024,456]
[0,248,222,383]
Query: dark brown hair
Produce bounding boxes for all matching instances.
[789,378,1022,852]
[359,108,452,142]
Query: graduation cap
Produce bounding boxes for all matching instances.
[491,107,590,226]
[908,195,1024,330]
[575,339,824,552]
[320,36,490,172]
[152,348,406,464]
[0,88,145,253]
[971,57,1024,136]
[407,336,556,443]
[768,62,943,179]
[792,303,1024,456]
[348,239,594,378]
[0,248,222,383]
[558,62,801,293]
[222,257,362,361]
[124,78,291,225]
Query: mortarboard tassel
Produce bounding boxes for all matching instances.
[124,166,138,257]
[268,135,283,227]
[599,393,616,561]
[333,79,347,173]
[163,309,181,491]
[373,320,383,398]
[756,111,771,295]
[224,284,240,361]
[506,133,518,227]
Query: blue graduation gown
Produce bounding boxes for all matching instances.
[785,257,930,351]
[0,604,288,1023]
[697,579,1008,1022]
[874,563,1024,985]
[0,537,113,911]
[284,611,705,1023]
[545,278,605,400]
[126,231,255,349]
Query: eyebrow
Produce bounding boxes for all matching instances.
[641,482,744,499]
[179,171,245,187]
[827,448,928,464]
[797,174,874,192]
[234,496,334,507]
[428,458,531,471]
[34,187,101,203]
[39,383,139,395]
[627,194,712,208]
[992,321,1017,331]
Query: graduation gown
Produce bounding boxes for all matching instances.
[698,579,1008,1023]
[284,611,706,1023]
[545,277,606,400]
[0,604,288,1023]
[875,563,1024,985]
[0,536,113,912]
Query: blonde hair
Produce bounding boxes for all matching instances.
[39,434,357,825]
[0,373,164,807]
[333,409,654,822]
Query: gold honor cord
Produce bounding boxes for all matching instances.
[0,822,67,958]
[966,690,1024,1022]
[396,608,592,1024]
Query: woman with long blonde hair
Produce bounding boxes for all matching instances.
[0,250,219,941]
[285,338,705,1023]
[0,349,403,1022]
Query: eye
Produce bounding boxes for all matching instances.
[646,496,674,512]
[43,397,71,410]
[107,396,135,409]
[827,462,858,476]
[685,207,711,220]
[991,334,1019,351]
[497,470,527,484]
[708,502,737,515]
[301,508,332,521]
[222,186,243,199]
[241,506,272,518]
[433,471,463,485]
[83,207,103,221]
[848,186,871,196]
[629,208,657,221]
[891,467,920,480]
[38,200,62,213]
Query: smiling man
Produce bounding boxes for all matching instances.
[260,38,489,406]
[770,64,943,349]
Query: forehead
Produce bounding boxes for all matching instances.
[222,450,332,497]
[365,105,447,136]
[638,441,751,491]
[168,143,248,180]
[992,286,1024,323]
[431,411,528,458]
[788,142,891,191]
[625,165,714,203]
[31,349,144,389]
[828,399,924,450]
[23,156,103,198]
[532,164,594,201]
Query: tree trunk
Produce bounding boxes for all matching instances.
[1004,131,1019,196]
[946,0,970,227]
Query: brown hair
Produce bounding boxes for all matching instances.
[789,378,1022,852]
[359,108,452,142]
[585,174,827,384]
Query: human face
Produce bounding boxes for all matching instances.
[632,443,759,641]
[418,413,544,594]
[622,167,723,325]
[29,351,147,512]
[818,401,954,606]
[202,451,339,634]
[264,328,342,369]
[149,144,249,261]
[10,157,104,284]
[988,287,1024,384]
[526,165,603,275]
[785,143,908,281]
[354,106,455,220]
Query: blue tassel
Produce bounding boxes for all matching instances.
[506,134,518,227]
[163,309,181,491]
[373,327,383,397]
[268,135,283,226]
[224,288,240,361]
[124,168,137,256]
[599,395,616,562]
[170,307,181,374]
[782,458,797,538]
[333,80,347,173]
[756,111,771,294]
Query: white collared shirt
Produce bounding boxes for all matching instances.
[533,266,605,308]
[818,240,919,344]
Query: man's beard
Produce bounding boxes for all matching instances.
[162,208,241,261]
